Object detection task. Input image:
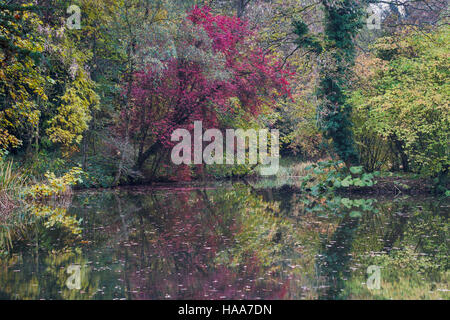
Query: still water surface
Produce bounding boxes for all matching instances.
[1,182,448,299]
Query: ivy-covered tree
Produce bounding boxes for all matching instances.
[316,0,364,166]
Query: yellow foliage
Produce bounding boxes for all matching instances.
[25,167,84,200]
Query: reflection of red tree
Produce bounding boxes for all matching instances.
[112,190,291,300]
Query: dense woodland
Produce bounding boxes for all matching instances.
[0,0,448,301]
[0,0,448,193]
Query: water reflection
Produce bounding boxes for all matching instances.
[0,183,448,299]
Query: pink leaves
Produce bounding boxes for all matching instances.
[123,5,293,179]
[188,5,247,53]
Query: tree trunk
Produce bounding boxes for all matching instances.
[236,0,246,18]
[135,141,163,171]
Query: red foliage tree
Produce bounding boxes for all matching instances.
[126,6,292,172]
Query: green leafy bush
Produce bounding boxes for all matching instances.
[351,27,449,188]
[24,166,84,200]
[301,160,378,194]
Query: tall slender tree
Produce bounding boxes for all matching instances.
[316,0,363,166]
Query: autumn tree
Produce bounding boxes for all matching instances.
[125,6,290,175]
[0,1,99,158]
[351,26,449,190]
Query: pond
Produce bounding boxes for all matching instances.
[0,182,448,300]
